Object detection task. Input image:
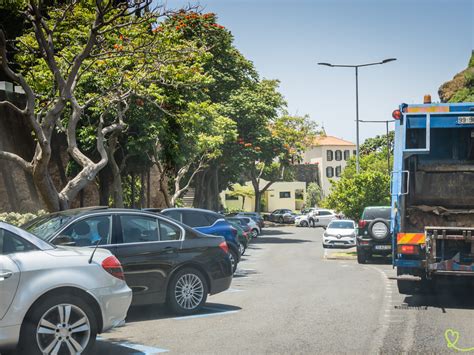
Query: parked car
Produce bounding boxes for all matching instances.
[0,221,132,354]
[308,209,337,228]
[23,207,233,315]
[226,219,250,255]
[267,209,296,224]
[322,220,357,248]
[356,206,392,264]
[294,214,310,227]
[161,207,240,273]
[233,212,265,229]
[229,216,260,238]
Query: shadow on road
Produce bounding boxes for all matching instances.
[402,283,474,311]
[124,302,242,323]
[252,236,312,244]
[261,229,293,236]
[365,255,392,265]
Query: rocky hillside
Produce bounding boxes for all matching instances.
[438,51,474,103]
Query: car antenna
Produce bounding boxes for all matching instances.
[88,237,102,264]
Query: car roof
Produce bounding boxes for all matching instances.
[162,207,222,215]
[364,206,390,209]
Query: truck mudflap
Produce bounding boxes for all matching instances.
[426,226,474,276]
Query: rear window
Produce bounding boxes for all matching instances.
[362,207,390,220]
[328,221,354,229]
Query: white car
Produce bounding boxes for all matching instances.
[294,214,310,227]
[0,222,132,354]
[308,209,337,228]
[322,220,357,248]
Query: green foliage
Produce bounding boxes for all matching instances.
[0,210,46,226]
[322,171,390,221]
[306,183,322,207]
[360,131,394,156]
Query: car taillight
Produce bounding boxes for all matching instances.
[358,220,368,229]
[219,241,229,254]
[102,256,125,281]
[398,245,419,255]
[243,231,249,239]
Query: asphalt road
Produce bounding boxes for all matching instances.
[97,226,474,354]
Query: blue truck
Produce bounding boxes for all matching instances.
[391,97,474,294]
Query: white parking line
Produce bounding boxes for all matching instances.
[97,338,168,354]
[172,309,240,320]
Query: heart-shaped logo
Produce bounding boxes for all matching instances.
[445,329,460,349]
[444,328,474,352]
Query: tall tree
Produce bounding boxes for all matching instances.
[0,1,197,211]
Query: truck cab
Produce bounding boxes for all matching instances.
[391,98,474,294]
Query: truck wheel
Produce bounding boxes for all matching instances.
[357,248,367,264]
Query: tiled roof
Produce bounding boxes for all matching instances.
[312,135,355,147]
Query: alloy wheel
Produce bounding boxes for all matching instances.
[36,304,91,355]
[251,229,258,238]
[239,242,245,255]
[174,273,204,310]
[229,252,236,271]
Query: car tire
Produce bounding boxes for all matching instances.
[301,221,308,227]
[278,216,284,224]
[19,293,98,355]
[251,229,259,238]
[357,248,367,264]
[229,249,238,274]
[239,242,246,256]
[168,268,209,316]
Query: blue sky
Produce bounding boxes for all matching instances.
[162,0,473,142]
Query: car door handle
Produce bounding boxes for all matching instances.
[163,247,177,254]
[0,271,13,281]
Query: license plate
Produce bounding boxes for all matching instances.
[375,245,391,250]
[457,116,474,124]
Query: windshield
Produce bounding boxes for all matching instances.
[328,221,354,229]
[23,214,74,241]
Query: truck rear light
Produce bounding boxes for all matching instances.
[219,241,229,254]
[358,220,368,229]
[392,109,402,120]
[398,244,419,255]
[359,240,370,245]
[102,256,125,280]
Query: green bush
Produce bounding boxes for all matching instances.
[0,210,47,226]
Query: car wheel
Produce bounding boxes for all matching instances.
[168,268,208,315]
[301,221,308,227]
[19,293,98,355]
[278,216,284,224]
[357,248,367,264]
[229,249,238,274]
[251,229,259,238]
[239,242,246,256]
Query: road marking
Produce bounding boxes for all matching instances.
[97,337,168,354]
[224,288,244,293]
[173,308,240,320]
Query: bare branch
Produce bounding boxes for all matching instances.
[0,150,33,173]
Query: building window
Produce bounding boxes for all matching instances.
[335,166,342,177]
[225,194,238,200]
[327,150,333,161]
[335,150,342,161]
[353,150,357,156]
[326,167,334,178]
[344,150,350,160]
[279,191,291,198]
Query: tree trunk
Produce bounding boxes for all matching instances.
[130,173,136,208]
[98,167,111,206]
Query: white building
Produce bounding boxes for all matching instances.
[303,135,356,197]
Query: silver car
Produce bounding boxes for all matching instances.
[0,222,132,354]
[322,220,357,248]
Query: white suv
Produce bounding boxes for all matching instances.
[308,209,337,228]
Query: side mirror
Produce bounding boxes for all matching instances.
[54,235,76,246]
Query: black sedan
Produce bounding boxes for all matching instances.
[23,207,233,315]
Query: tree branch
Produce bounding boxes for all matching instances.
[0,150,33,173]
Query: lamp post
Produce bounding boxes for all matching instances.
[317,58,397,173]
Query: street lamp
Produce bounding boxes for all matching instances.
[317,58,397,173]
